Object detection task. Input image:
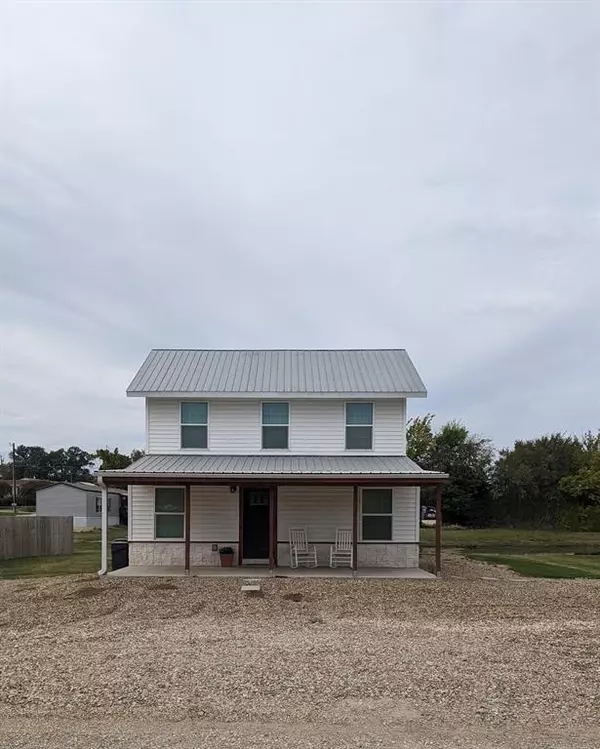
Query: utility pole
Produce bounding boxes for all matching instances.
[11,442,17,515]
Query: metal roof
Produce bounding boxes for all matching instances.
[127,349,427,397]
[99,453,446,478]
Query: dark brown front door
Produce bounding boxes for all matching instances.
[242,489,270,561]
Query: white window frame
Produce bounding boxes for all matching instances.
[345,402,374,451]
[261,401,290,450]
[154,486,186,540]
[95,496,112,514]
[360,487,393,542]
[180,401,209,450]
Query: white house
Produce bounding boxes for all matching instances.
[98,349,447,575]
[36,482,123,528]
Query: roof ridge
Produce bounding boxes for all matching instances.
[149,348,408,352]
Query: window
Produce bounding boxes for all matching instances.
[262,402,289,449]
[346,402,373,450]
[95,497,112,513]
[362,488,393,541]
[155,487,185,538]
[181,402,208,449]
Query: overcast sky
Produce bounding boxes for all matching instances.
[1,2,599,458]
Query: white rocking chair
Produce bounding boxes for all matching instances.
[289,527,318,568]
[330,528,353,568]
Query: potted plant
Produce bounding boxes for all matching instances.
[219,546,235,567]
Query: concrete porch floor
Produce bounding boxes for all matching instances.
[108,565,435,579]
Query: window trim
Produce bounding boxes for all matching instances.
[95,496,112,514]
[154,486,186,540]
[360,487,394,542]
[345,401,374,451]
[180,401,209,450]
[261,401,290,450]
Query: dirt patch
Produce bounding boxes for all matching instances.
[71,586,105,599]
[148,583,177,591]
[282,592,304,602]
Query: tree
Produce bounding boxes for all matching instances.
[406,414,435,465]
[407,416,494,525]
[559,451,600,507]
[95,447,145,471]
[492,434,585,527]
[8,445,94,483]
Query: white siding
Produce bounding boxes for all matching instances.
[130,485,155,541]
[289,401,345,453]
[391,486,419,542]
[209,401,261,453]
[147,399,180,453]
[277,486,353,542]
[190,486,239,541]
[373,400,406,453]
[36,485,84,517]
[146,397,407,455]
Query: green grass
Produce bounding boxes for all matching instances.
[466,552,600,579]
[420,527,600,553]
[0,527,126,580]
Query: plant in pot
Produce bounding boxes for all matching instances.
[219,546,235,567]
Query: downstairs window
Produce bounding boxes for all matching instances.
[361,488,393,541]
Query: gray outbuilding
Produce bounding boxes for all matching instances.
[36,482,124,528]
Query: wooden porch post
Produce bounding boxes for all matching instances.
[352,485,359,571]
[269,485,278,570]
[435,484,443,576]
[184,484,191,572]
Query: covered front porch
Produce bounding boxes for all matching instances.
[97,454,448,577]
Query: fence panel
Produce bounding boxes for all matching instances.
[0,516,73,560]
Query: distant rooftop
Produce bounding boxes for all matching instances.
[127,349,427,397]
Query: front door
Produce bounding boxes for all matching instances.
[242,489,270,562]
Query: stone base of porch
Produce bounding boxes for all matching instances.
[128,542,419,569]
[277,542,419,568]
[129,542,240,566]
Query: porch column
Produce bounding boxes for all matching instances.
[435,484,443,576]
[184,484,191,572]
[352,485,358,571]
[269,485,278,570]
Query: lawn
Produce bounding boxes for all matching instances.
[0,527,126,579]
[420,526,600,553]
[466,552,600,579]
[420,527,600,579]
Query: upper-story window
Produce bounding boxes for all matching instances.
[345,402,373,450]
[181,402,208,449]
[262,402,289,449]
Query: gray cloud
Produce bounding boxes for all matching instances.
[1,2,599,455]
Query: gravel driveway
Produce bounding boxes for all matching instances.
[0,572,599,748]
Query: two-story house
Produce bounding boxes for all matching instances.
[98,349,447,575]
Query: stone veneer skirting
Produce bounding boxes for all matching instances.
[129,542,417,569]
[129,543,239,567]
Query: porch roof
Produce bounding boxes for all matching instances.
[99,454,448,487]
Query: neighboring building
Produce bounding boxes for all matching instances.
[99,349,447,572]
[36,482,124,528]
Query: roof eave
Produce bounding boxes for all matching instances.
[126,390,428,399]
[98,470,449,485]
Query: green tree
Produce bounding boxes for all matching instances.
[95,447,145,471]
[407,416,494,526]
[492,434,585,527]
[559,450,600,507]
[406,414,435,465]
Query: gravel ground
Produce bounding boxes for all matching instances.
[0,569,599,748]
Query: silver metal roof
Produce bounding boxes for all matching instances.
[127,349,427,397]
[100,453,446,478]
